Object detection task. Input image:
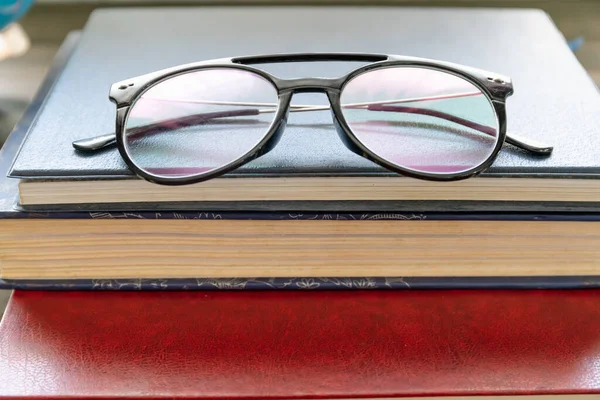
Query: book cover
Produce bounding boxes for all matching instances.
[2,289,600,398]
[5,6,600,211]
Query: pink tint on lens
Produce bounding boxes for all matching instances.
[123,68,279,178]
[340,67,499,175]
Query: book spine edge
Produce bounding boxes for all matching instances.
[2,277,600,290]
[3,211,600,221]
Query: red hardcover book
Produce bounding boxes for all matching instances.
[1,290,600,399]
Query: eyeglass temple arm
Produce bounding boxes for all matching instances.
[366,105,552,155]
[504,134,554,154]
[72,109,260,151]
[366,105,496,136]
[72,103,553,155]
[71,105,496,152]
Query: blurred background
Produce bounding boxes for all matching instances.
[0,0,598,313]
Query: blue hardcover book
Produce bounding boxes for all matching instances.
[6,6,600,213]
[0,26,599,289]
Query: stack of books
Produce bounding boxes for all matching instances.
[0,5,599,398]
[0,6,598,289]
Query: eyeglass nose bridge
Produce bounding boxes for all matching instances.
[277,76,347,93]
[258,85,364,161]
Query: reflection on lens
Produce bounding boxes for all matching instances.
[124,68,279,178]
[340,67,499,175]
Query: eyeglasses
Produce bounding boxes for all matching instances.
[73,53,552,185]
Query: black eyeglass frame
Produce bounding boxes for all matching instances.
[86,53,552,186]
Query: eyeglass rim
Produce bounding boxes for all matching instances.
[111,53,510,186]
[116,66,287,186]
[333,64,505,182]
